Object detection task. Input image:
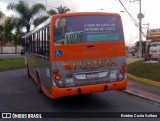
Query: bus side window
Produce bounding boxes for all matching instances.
[25,38,29,52]
[42,29,45,56]
[32,34,35,53]
[35,33,37,54]
[37,31,40,54]
[46,26,50,58]
[33,33,36,54]
[28,36,32,53]
[39,30,42,55]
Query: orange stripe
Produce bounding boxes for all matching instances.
[40,83,53,99]
[52,42,126,61]
[51,78,127,99]
[28,69,38,84]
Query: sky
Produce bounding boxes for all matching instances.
[0,0,160,46]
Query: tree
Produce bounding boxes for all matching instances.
[33,16,49,27]
[12,17,25,53]
[0,25,4,54]
[3,17,24,53]
[135,40,146,57]
[0,10,5,53]
[3,17,15,43]
[47,5,70,16]
[47,9,57,16]
[7,0,46,32]
[0,10,4,19]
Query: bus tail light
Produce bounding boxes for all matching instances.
[121,63,126,68]
[55,75,61,80]
[53,69,59,74]
[120,68,125,74]
[120,63,126,74]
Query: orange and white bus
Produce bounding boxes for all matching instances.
[23,12,127,99]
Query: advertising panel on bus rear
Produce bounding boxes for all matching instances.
[54,15,123,44]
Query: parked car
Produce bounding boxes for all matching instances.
[131,51,135,56]
[21,49,25,55]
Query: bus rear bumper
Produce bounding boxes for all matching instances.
[51,78,127,99]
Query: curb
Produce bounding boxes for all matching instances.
[127,73,160,88]
[123,90,160,105]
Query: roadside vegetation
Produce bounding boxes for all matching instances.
[127,60,160,82]
[0,58,25,71]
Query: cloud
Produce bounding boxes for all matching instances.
[0,2,16,16]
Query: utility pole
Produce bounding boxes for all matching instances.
[137,0,144,58]
[138,0,142,58]
[131,0,144,58]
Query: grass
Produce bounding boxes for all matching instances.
[0,58,25,71]
[127,60,160,82]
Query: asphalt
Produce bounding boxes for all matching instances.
[126,57,160,104]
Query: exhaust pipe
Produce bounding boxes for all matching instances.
[104,85,108,91]
[77,88,81,94]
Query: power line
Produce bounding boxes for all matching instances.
[119,0,138,26]
[118,0,146,37]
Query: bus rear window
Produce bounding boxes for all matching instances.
[54,15,123,44]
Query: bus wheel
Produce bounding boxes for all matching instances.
[36,71,42,94]
[27,64,31,78]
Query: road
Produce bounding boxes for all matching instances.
[0,69,159,121]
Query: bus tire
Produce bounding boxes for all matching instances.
[27,64,31,78]
[36,71,42,94]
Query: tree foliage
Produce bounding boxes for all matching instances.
[2,17,24,53]
[7,0,46,32]
[0,10,4,34]
[0,10,4,19]
[33,16,49,27]
[47,5,70,16]
[3,17,15,42]
[135,40,146,57]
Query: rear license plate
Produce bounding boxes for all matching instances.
[86,73,99,79]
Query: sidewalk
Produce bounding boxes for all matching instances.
[126,57,160,104]
[0,54,23,59]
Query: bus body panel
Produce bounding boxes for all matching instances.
[26,54,52,95]
[52,42,126,61]
[52,56,126,88]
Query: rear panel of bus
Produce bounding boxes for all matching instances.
[50,13,127,98]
